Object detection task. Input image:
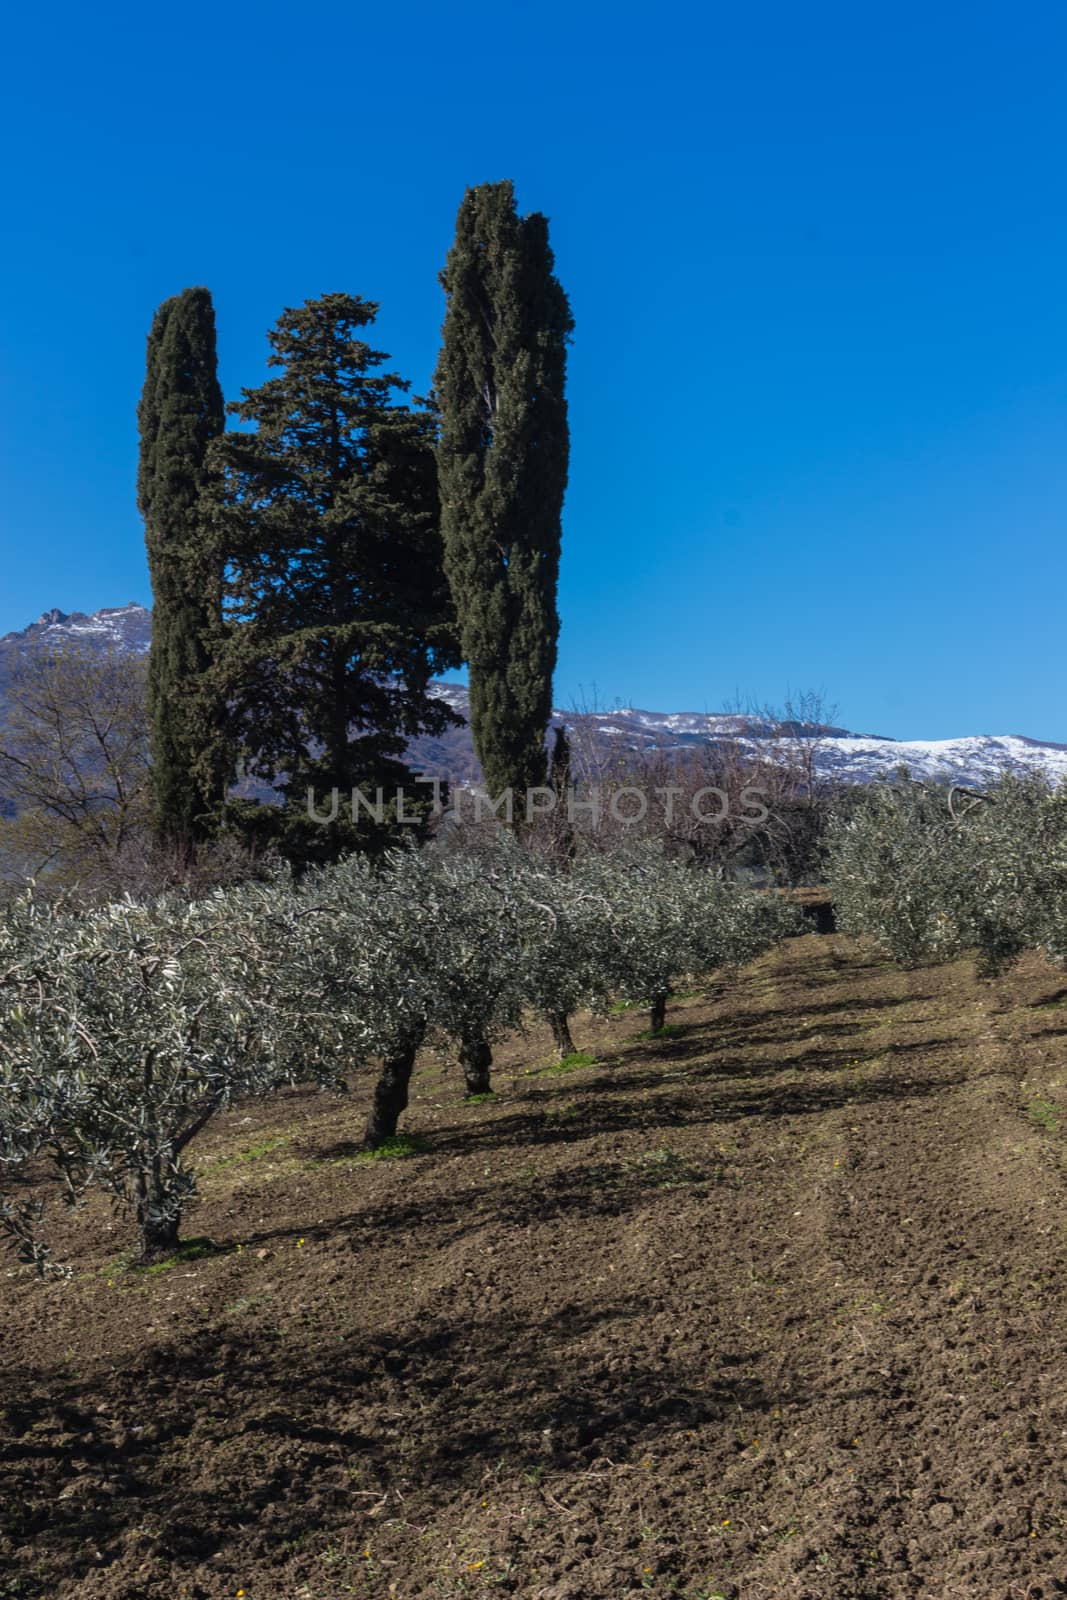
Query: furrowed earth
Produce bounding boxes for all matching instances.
[3,930,1067,1599]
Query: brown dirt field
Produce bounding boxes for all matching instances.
[3,932,1067,1600]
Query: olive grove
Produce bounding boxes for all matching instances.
[0,840,804,1271]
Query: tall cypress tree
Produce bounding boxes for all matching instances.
[207,292,460,865]
[435,180,573,811]
[137,287,228,855]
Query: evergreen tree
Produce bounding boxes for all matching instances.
[137,287,228,855]
[207,293,459,865]
[435,180,573,811]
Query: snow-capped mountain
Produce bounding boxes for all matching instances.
[0,602,151,693]
[800,731,1067,785]
[423,684,1067,787]
[2,602,1066,789]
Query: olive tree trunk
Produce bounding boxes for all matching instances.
[365,1026,425,1148]
[459,1035,493,1096]
[548,1010,576,1060]
[135,1164,182,1259]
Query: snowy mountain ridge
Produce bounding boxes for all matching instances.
[2,602,154,655]
[428,683,1067,786]
[2,603,1065,788]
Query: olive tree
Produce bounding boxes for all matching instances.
[482,845,613,1061]
[578,846,802,1031]
[1031,786,1067,967]
[260,842,520,1142]
[0,892,97,1273]
[827,774,1061,975]
[264,849,441,1146]
[416,848,531,1095]
[0,882,290,1265]
[827,780,971,967]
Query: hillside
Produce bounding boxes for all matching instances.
[2,604,1067,792]
[3,931,1067,1598]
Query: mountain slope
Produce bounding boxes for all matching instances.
[2,603,1065,788]
[419,685,1067,787]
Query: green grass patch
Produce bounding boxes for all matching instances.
[1028,1098,1062,1133]
[634,1023,685,1041]
[90,1248,139,1281]
[625,1143,705,1187]
[463,1090,497,1104]
[136,1237,227,1275]
[213,1133,291,1170]
[609,998,640,1014]
[1033,989,1067,1010]
[354,1132,428,1162]
[548,1050,596,1074]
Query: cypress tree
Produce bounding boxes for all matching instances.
[435,180,573,813]
[207,293,460,866]
[137,287,228,856]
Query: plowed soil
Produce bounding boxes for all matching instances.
[4,931,1067,1599]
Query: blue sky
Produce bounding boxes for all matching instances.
[1,0,1065,740]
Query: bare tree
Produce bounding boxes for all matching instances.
[0,647,274,900]
[0,647,151,895]
[514,687,843,885]
[745,689,843,885]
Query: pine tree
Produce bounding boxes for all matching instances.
[435,180,573,812]
[207,293,459,865]
[137,287,228,855]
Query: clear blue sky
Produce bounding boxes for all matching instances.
[2,0,1065,740]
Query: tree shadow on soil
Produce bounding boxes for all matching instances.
[0,1297,786,1594]
[244,1061,973,1270]
[0,951,983,1596]
[418,1062,967,1158]
[244,1153,747,1256]
[719,992,916,1029]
